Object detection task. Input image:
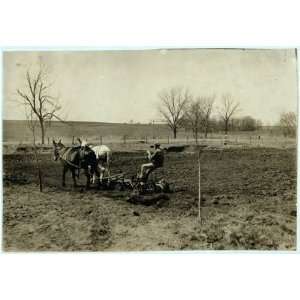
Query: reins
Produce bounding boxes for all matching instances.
[57,147,81,169]
[59,154,81,169]
[57,146,94,170]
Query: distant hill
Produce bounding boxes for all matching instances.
[2,120,175,144]
[2,120,282,145]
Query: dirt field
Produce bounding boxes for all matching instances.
[2,146,297,251]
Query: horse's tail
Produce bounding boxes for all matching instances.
[88,150,98,177]
[106,151,111,177]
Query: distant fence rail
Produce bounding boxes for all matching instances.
[3,133,296,151]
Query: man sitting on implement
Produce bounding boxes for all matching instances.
[139,143,164,182]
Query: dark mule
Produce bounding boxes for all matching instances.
[52,139,99,188]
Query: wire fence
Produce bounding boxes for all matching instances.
[4,132,296,151]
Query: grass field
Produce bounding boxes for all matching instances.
[3,120,172,144]
[3,120,291,147]
[2,145,297,251]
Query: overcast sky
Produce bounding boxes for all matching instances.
[3,49,298,125]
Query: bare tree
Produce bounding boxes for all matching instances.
[219,94,240,134]
[158,87,191,139]
[184,97,202,144]
[16,64,61,144]
[26,109,43,192]
[184,95,215,143]
[279,112,297,137]
[200,95,215,138]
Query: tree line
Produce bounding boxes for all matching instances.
[158,87,296,140]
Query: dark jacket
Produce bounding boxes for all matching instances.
[151,148,164,167]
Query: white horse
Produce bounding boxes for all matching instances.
[77,138,112,183]
[91,144,112,183]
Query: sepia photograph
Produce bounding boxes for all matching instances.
[2,48,298,251]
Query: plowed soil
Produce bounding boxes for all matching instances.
[2,147,297,251]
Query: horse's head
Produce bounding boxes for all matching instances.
[52,139,64,161]
[77,138,92,160]
[79,146,96,163]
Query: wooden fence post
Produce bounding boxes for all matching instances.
[100,136,103,145]
[198,150,201,222]
[72,136,75,145]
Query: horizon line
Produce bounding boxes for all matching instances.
[2,118,279,127]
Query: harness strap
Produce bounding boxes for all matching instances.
[57,147,95,173]
[59,154,81,169]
